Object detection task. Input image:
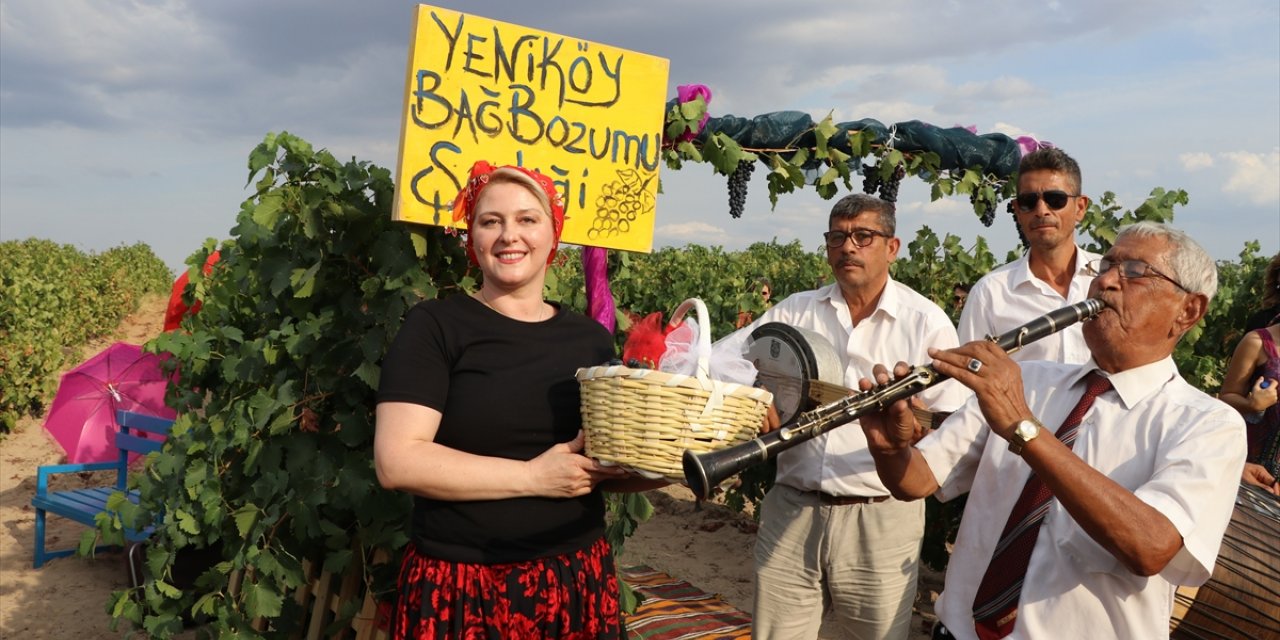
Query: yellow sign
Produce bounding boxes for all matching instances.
[393,5,670,253]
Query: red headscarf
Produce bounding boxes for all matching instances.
[451,160,566,266]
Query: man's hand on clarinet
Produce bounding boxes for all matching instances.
[759,402,781,433]
[858,362,923,457]
[928,341,1033,441]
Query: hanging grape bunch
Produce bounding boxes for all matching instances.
[727,158,755,219]
[861,163,882,196]
[1008,199,1029,247]
[970,190,994,227]
[879,163,906,203]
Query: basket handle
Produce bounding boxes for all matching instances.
[667,298,712,383]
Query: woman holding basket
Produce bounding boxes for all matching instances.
[375,161,663,639]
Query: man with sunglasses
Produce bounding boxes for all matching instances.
[957,148,1101,364]
[731,193,968,639]
[859,222,1245,640]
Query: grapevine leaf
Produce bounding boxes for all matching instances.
[154,579,181,599]
[247,142,276,185]
[233,504,259,538]
[676,141,703,162]
[322,548,353,575]
[192,592,219,617]
[242,582,284,619]
[290,262,321,299]
[818,166,840,186]
[78,529,97,556]
[678,95,706,121]
[252,192,284,229]
[409,229,428,258]
[354,361,380,389]
[886,149,905,169]
[176,509,200,535]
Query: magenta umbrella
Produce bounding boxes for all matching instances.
[42,342,177,463]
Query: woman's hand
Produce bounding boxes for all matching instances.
[526,430,629,498]
[1242,462,1280,496]
[1247,376,1279,412]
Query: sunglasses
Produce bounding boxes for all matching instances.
[1015,190,1079,212]
[824,228,891,249]
[1088,258,1187,291]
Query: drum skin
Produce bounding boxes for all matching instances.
[745,323,842,425]
[1170,483,1280,639]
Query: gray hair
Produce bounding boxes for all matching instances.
[828,193,896,236]
[1116,221,1218,300]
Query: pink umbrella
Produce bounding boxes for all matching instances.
[42,342,177,463]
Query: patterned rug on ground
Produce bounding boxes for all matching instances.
[622,565,751,640]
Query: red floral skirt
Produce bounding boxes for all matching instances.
[391,536,621,640]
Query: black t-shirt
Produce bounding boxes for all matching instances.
[377,294,615,563]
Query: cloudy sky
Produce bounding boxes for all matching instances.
[2,0,1277,274]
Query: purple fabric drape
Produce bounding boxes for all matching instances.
[582,246,616,333]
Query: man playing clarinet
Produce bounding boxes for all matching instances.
[860,222,1246,639]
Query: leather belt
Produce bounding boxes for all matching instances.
[810,491,890,506]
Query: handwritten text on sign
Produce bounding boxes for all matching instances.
[393,5,670,252]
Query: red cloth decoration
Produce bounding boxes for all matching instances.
[450,160,566,267]
[622,312,673,369]
[163,250,221,332]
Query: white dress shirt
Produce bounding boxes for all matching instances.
[739,280,969,497]
[918,357,1246,640]
[957,245,1100,364]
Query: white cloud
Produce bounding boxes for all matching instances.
[656,221,725,242]
[1179,152,1215,170]
[902,196,974,218]
[990,122,1038,140]
[1220,149,1280,204]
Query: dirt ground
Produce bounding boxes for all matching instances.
[0,293,938,639]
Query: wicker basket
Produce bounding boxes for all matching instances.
[576,298,773,481]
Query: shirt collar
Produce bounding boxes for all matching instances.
[1071,356,1178,409]
[1009,244,1093,290]
[823,277,900,320]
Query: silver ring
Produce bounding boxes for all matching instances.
[966,358,983,373]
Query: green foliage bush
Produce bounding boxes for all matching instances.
[0,239,171,432]
[102,132,474,637]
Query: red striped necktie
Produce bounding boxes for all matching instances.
[972,370,1112,639]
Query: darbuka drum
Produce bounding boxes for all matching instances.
[1170,483,1280,639]
[745,323,842,425]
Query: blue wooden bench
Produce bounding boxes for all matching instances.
[32,409,175,568]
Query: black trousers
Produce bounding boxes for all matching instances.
[932,621,953,639]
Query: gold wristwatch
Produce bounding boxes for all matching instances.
[1008,419,1043,456]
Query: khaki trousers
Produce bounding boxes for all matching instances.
[753,483,925,640]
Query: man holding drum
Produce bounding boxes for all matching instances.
[860,222,1246,639]
[957,147,1101,365]
[735,193,969,639]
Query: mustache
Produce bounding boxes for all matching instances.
[836,257,865,268]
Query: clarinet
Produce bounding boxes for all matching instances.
[682,298,1105,499]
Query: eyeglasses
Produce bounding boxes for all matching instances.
[1088,258,1187,291]
[1015,190,1080,212]
[824,228,891,249]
